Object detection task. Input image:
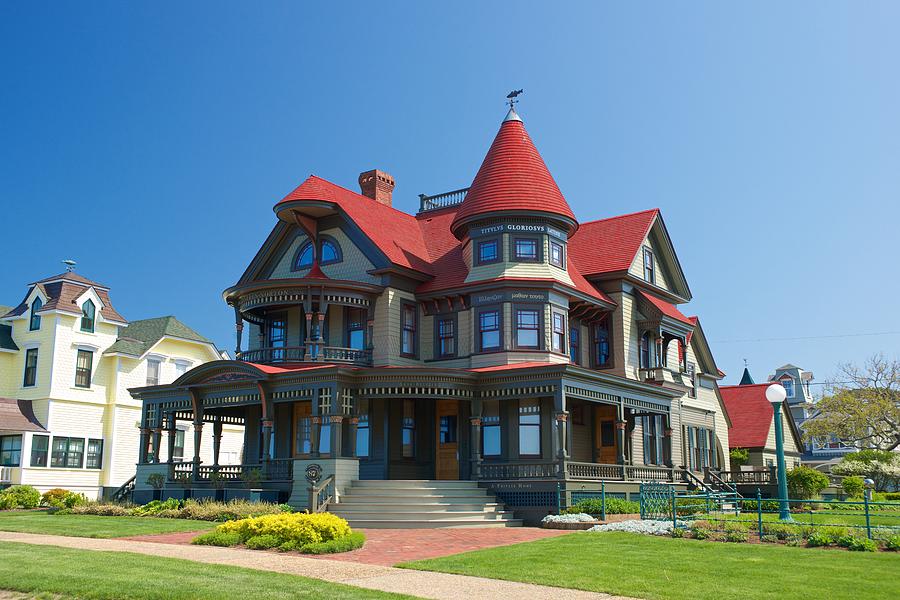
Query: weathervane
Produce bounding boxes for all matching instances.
[743,358,749,368]
[506,89,523,109]
[62,259,77,272]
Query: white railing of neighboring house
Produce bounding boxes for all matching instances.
[0,466,14,484]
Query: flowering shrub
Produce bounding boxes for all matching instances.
[542,513,595,524]
[0,485,41,509]
[69,503,131,516]
[216,512,352,545]
[586,519,673,536]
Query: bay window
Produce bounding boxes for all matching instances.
[0,435,22,466]
[478,309,501,351]
[515,308,540,349]
[552,312,566,353]
[51,437,85,468]
[30,434,49,467]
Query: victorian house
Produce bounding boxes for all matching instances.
[130,106,731,525]
[0,271,238,499]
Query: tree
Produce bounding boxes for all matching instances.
[729,447,750,468]
[831,450,900,492]
[802,355,900,451]
[786,466,830,499]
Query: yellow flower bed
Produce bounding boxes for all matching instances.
[216,512,352,545]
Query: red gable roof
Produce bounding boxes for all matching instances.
[637,289,693,325]
[720,383,776,448]
[568,209,659,277]
[277,176,434,275]
[451,114,577,238]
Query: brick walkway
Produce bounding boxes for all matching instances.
[123,526,572,566]
[0,531,630,600]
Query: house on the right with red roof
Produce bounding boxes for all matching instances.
[720,377,805,491]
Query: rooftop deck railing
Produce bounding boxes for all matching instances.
[238,345,372,366]
[418,187,469,212]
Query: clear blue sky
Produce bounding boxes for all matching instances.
[2,2,898,391]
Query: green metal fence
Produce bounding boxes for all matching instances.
[641,487,900,542]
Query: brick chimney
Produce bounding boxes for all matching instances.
[358,169,395,207]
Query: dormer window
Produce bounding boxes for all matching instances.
[513,238,539,262]
[781,377,795,398]
[81,300,95,333]
[476,239,499,265]
[293,237,342,270]
[643,247,655,284]
[29,298,42,331]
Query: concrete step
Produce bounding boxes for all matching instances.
[341,519,524,529]
[332,506,512,516]
[339,499,505,508]
[331,510,518,521]
[351,479,483,488]
[345,488,491,497]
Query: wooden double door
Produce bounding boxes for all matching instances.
[435,399,460,480]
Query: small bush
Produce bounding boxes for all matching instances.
[725,531,748,543]
[741,499,781,512]
[760,534,779,543]
[730,447,750,467]
[671,527,685,538]
[0,485,41,509]
[884,492,900,501]
[245,534,282,550]
[841,476,865,498]
[885,535,900,551]
[566,497,640,516]
[724,521,750,534]
[131,498,183,516]
[41,488,71,507]
[762,522,801,541]
[191,531,242,547]
[296,531,365,554]
[217,512,352,545]
[70,503,130,517]
[691,527,710,540]
[278,503,294,513]
[847,537,878,552]
[806,531,834,547]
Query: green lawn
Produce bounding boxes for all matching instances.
[0,542,410,599]
[400,532,900,600]
[718,509,900,529]
[0,510,212,538]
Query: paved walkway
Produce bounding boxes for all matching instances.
[0,531,631,600]
[122,526,572,566]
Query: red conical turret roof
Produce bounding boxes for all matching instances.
[451,109,578,238]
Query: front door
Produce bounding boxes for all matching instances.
[594,404,618,464]
[435,399,459,480]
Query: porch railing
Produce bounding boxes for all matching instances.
[625,465,675,481]
[167,460,293,483]
[480,461,558,480]
[567,462,626,480]
[716,468,775,485]
[237,345,372,366]
[309,475,335,512]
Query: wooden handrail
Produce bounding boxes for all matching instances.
[309,475,335,513]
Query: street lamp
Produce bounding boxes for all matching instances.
[765,383,793,521]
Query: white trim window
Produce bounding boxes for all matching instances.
[146,358,162,386]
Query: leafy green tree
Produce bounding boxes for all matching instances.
[803,355,900,451]
[841,476,865,498]
[729,448,750,467]
[786,466,830,499]
[831,450,900,491]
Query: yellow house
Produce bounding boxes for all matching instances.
[0,270,241,499]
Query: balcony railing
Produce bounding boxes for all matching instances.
[418,187,469,212]
[479,461,558,480]
[478,461,676,482]
[715,468,776,485]
[238,345,372,366]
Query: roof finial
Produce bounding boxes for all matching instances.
[743,358,748,368]
[503,89,524,123]
[62,259,77,272]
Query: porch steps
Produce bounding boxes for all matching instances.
[328,480,522,528]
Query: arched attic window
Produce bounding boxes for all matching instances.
[29,297,42,331]
[81,300,96,333]
[292,236,343,271]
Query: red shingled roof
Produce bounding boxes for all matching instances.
[637,289,693,325]
[451,115,577,237]
[277,176,434,275]
[720,383,776,448]
[568,209,659,277]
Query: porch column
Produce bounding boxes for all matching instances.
[151,428,163,464]
[192,420,204,481]
[261,419,273,462]
[166,415,177,464]
[213,418,223,468]
[615,403,627,467]
[316,312,327,358]
[139,428,151,463]
[553,389,569,479]
[348,416,359,457]
[330,415,343,457]
[234,306,244,358]
[663,412,674,469]
[469,416,482,479]
[303,312,314,360]
[310,417,321,458]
